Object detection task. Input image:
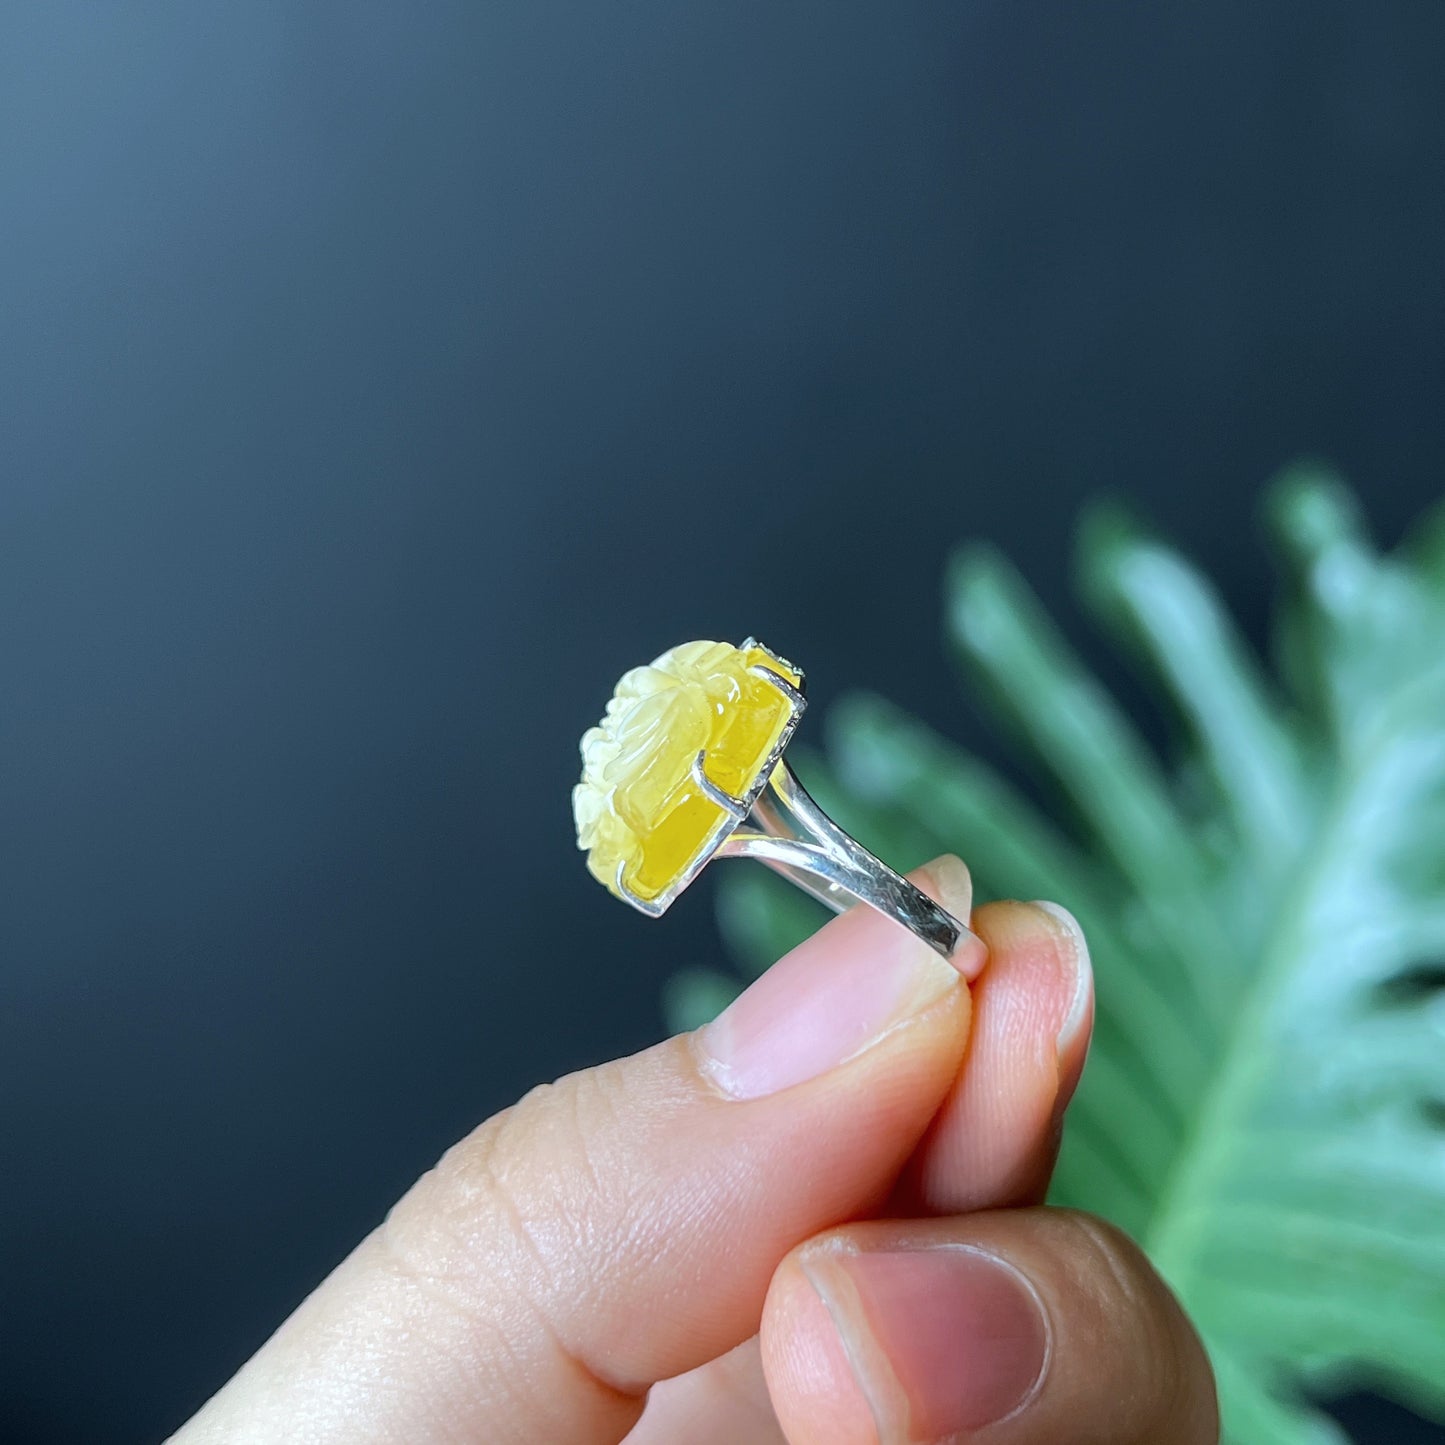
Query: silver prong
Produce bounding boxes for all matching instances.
[741,637,804,686]
[691,749,748,816]
[615,857,666,917]
[748,662,806,711]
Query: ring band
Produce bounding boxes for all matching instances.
[717,757,971,961]
[573,638,984,970]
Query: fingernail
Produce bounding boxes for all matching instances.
[1028,900,1093,1065]
[697,859,968,1100]
[930,854,989,983]
[806,1242,1050,1440]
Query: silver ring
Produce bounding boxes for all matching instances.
[573,638,983,969]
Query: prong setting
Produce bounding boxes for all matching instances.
[748,661,805,710]
[691,750,749,817]
[616,857,666,917]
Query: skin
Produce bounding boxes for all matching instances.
[171,859,1218,1445]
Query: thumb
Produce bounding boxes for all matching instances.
[172,860,978,1445]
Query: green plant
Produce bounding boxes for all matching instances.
[665,469,1445,1444]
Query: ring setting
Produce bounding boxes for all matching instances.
[573,639,984,970]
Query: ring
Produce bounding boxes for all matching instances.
[573,638,985,971]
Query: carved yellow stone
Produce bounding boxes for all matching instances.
[573,640,802,903]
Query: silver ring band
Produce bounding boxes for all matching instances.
[716,758,972,962]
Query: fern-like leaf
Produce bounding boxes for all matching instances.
[675,469,1445,1443]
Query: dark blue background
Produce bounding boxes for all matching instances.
[3,3,1443,1440]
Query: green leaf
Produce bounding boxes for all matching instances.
[693,470,1445,1442]
[1211,1348,1350,1445]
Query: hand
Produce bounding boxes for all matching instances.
[172,857,1218,1444]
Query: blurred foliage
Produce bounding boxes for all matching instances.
[665,468,1445,1444]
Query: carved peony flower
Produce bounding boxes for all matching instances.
[573,639,803,907]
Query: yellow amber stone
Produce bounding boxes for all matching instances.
[573,639,803,904]
[625,780,724,901]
